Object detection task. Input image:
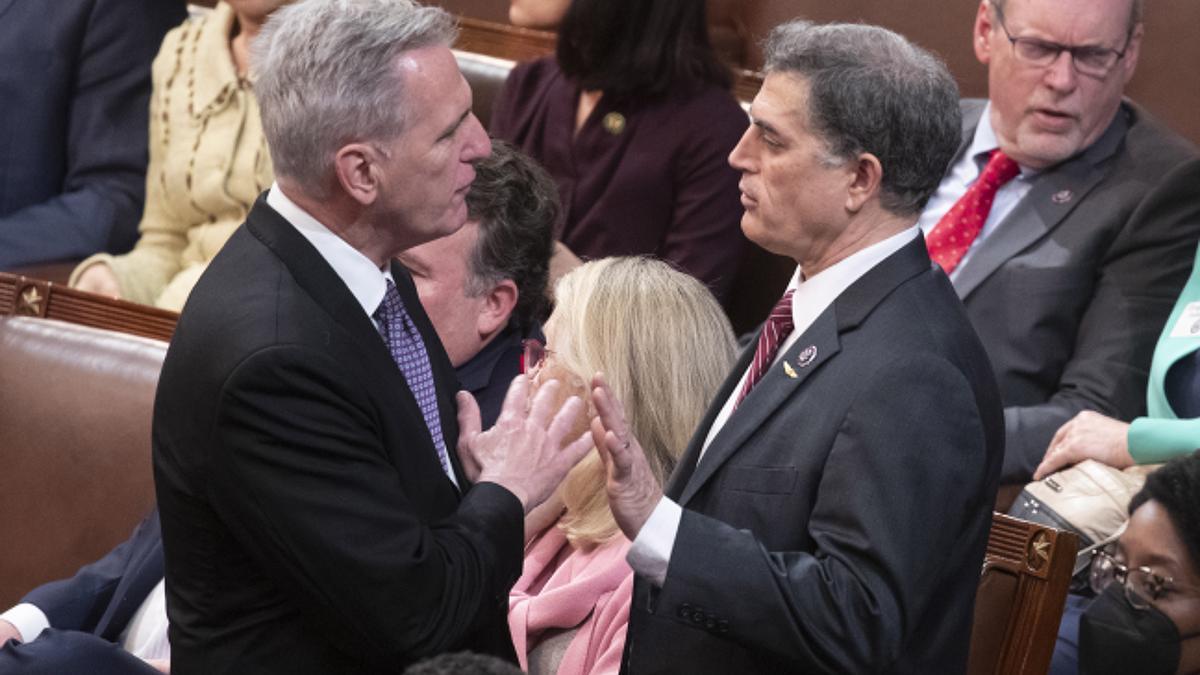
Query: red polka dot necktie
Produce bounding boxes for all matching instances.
[736,289,795,409]
[926,149,1020,274]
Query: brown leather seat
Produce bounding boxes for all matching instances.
[0,316,168,608]
[455,49,519,130]
[968,512,1079,675]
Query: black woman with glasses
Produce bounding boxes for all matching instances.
[915,0,1200,484]
[1049,451,1200,675]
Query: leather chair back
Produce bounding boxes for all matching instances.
[0,317,166,608]
[456,49,518,130]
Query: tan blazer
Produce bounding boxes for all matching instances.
[71,2,272,311]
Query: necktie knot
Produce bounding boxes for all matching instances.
[979,149,1020,187]
[926,149,1020,274]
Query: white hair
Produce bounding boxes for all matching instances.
[252,0,457,197]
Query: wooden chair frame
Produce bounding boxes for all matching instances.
[968,512,1079,675]
[0,272,177,342]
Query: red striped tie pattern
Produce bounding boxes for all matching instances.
[926,149,1020,274]
[736,289,796,408]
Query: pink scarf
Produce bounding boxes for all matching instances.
[508,525,633,675]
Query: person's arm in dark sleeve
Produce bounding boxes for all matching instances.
[1001,157,1200,481]
[0,0,185,269]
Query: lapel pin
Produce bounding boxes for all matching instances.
[1051,189,1073,204]
[796,345,818,368]
[782,360,798,378]
[602,112,626,135]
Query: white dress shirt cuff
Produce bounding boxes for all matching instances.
[626,496,683,587]
[0,603,50,643]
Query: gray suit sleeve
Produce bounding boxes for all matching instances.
[1001,157,1200,481]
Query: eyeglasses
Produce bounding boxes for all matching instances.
[1089,548,1200,610]
[521,338,554,374]
[990,1,1132,78]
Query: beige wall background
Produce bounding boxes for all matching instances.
[436,0,1200,147]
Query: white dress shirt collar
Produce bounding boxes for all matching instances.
[266,183,392,319]
[965,103,1038,179]
[700,224,920,456]
[785,224,922,337]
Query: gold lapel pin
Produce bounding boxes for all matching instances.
[602,112,626,135]
[783,360,798,378]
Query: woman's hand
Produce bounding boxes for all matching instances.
[1034,411,1134,480]
[74,263,122,298]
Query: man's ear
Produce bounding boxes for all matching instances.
[845,152,883,213]
[973,0,995,65]
[477,279,518,338]
[333,143,379,206]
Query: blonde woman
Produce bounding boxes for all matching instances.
[509,257,737,675]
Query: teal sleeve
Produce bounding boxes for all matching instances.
[1128,417,1200,464]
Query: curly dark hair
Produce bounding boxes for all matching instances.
[1129,450,1200,573]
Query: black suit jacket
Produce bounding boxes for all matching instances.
[0,0,184,269]
[622,235,1004,674]
[948,100,1200,481]
[152,196,523,674]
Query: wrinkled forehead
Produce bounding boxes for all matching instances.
[998,0,1136,46]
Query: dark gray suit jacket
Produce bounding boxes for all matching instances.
[950,100,1200,481]
[153,195,522,674]
[622,235,1005,674]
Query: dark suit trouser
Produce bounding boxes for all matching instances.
[0,629,160,675]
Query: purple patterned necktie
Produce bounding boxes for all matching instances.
[374,279,457,486]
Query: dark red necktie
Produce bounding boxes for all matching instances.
[736,289,795,408]
[926,149,1020,274]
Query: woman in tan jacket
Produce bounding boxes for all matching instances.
[71,1,284,311]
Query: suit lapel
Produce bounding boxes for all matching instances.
[243,195,448,485]
[952,103,1131,300]
[675,235,933,506]
[677,315,841,506]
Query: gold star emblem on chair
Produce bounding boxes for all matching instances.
[1025,530,1051,572]
[18,286,44,316]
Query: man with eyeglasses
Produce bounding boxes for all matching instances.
[916,0,1200,484]
[1051,451,1200,674]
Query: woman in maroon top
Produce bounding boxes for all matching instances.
[492,0,749,307]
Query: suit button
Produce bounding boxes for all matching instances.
[678,603,692,620]
[718,620,729,634]
[691,613,704,625]
[705,618,716,630]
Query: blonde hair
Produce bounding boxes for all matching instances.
[550,257,736,548]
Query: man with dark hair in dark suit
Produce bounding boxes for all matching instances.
[399,140,558,428]
[591,19,1004,675]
